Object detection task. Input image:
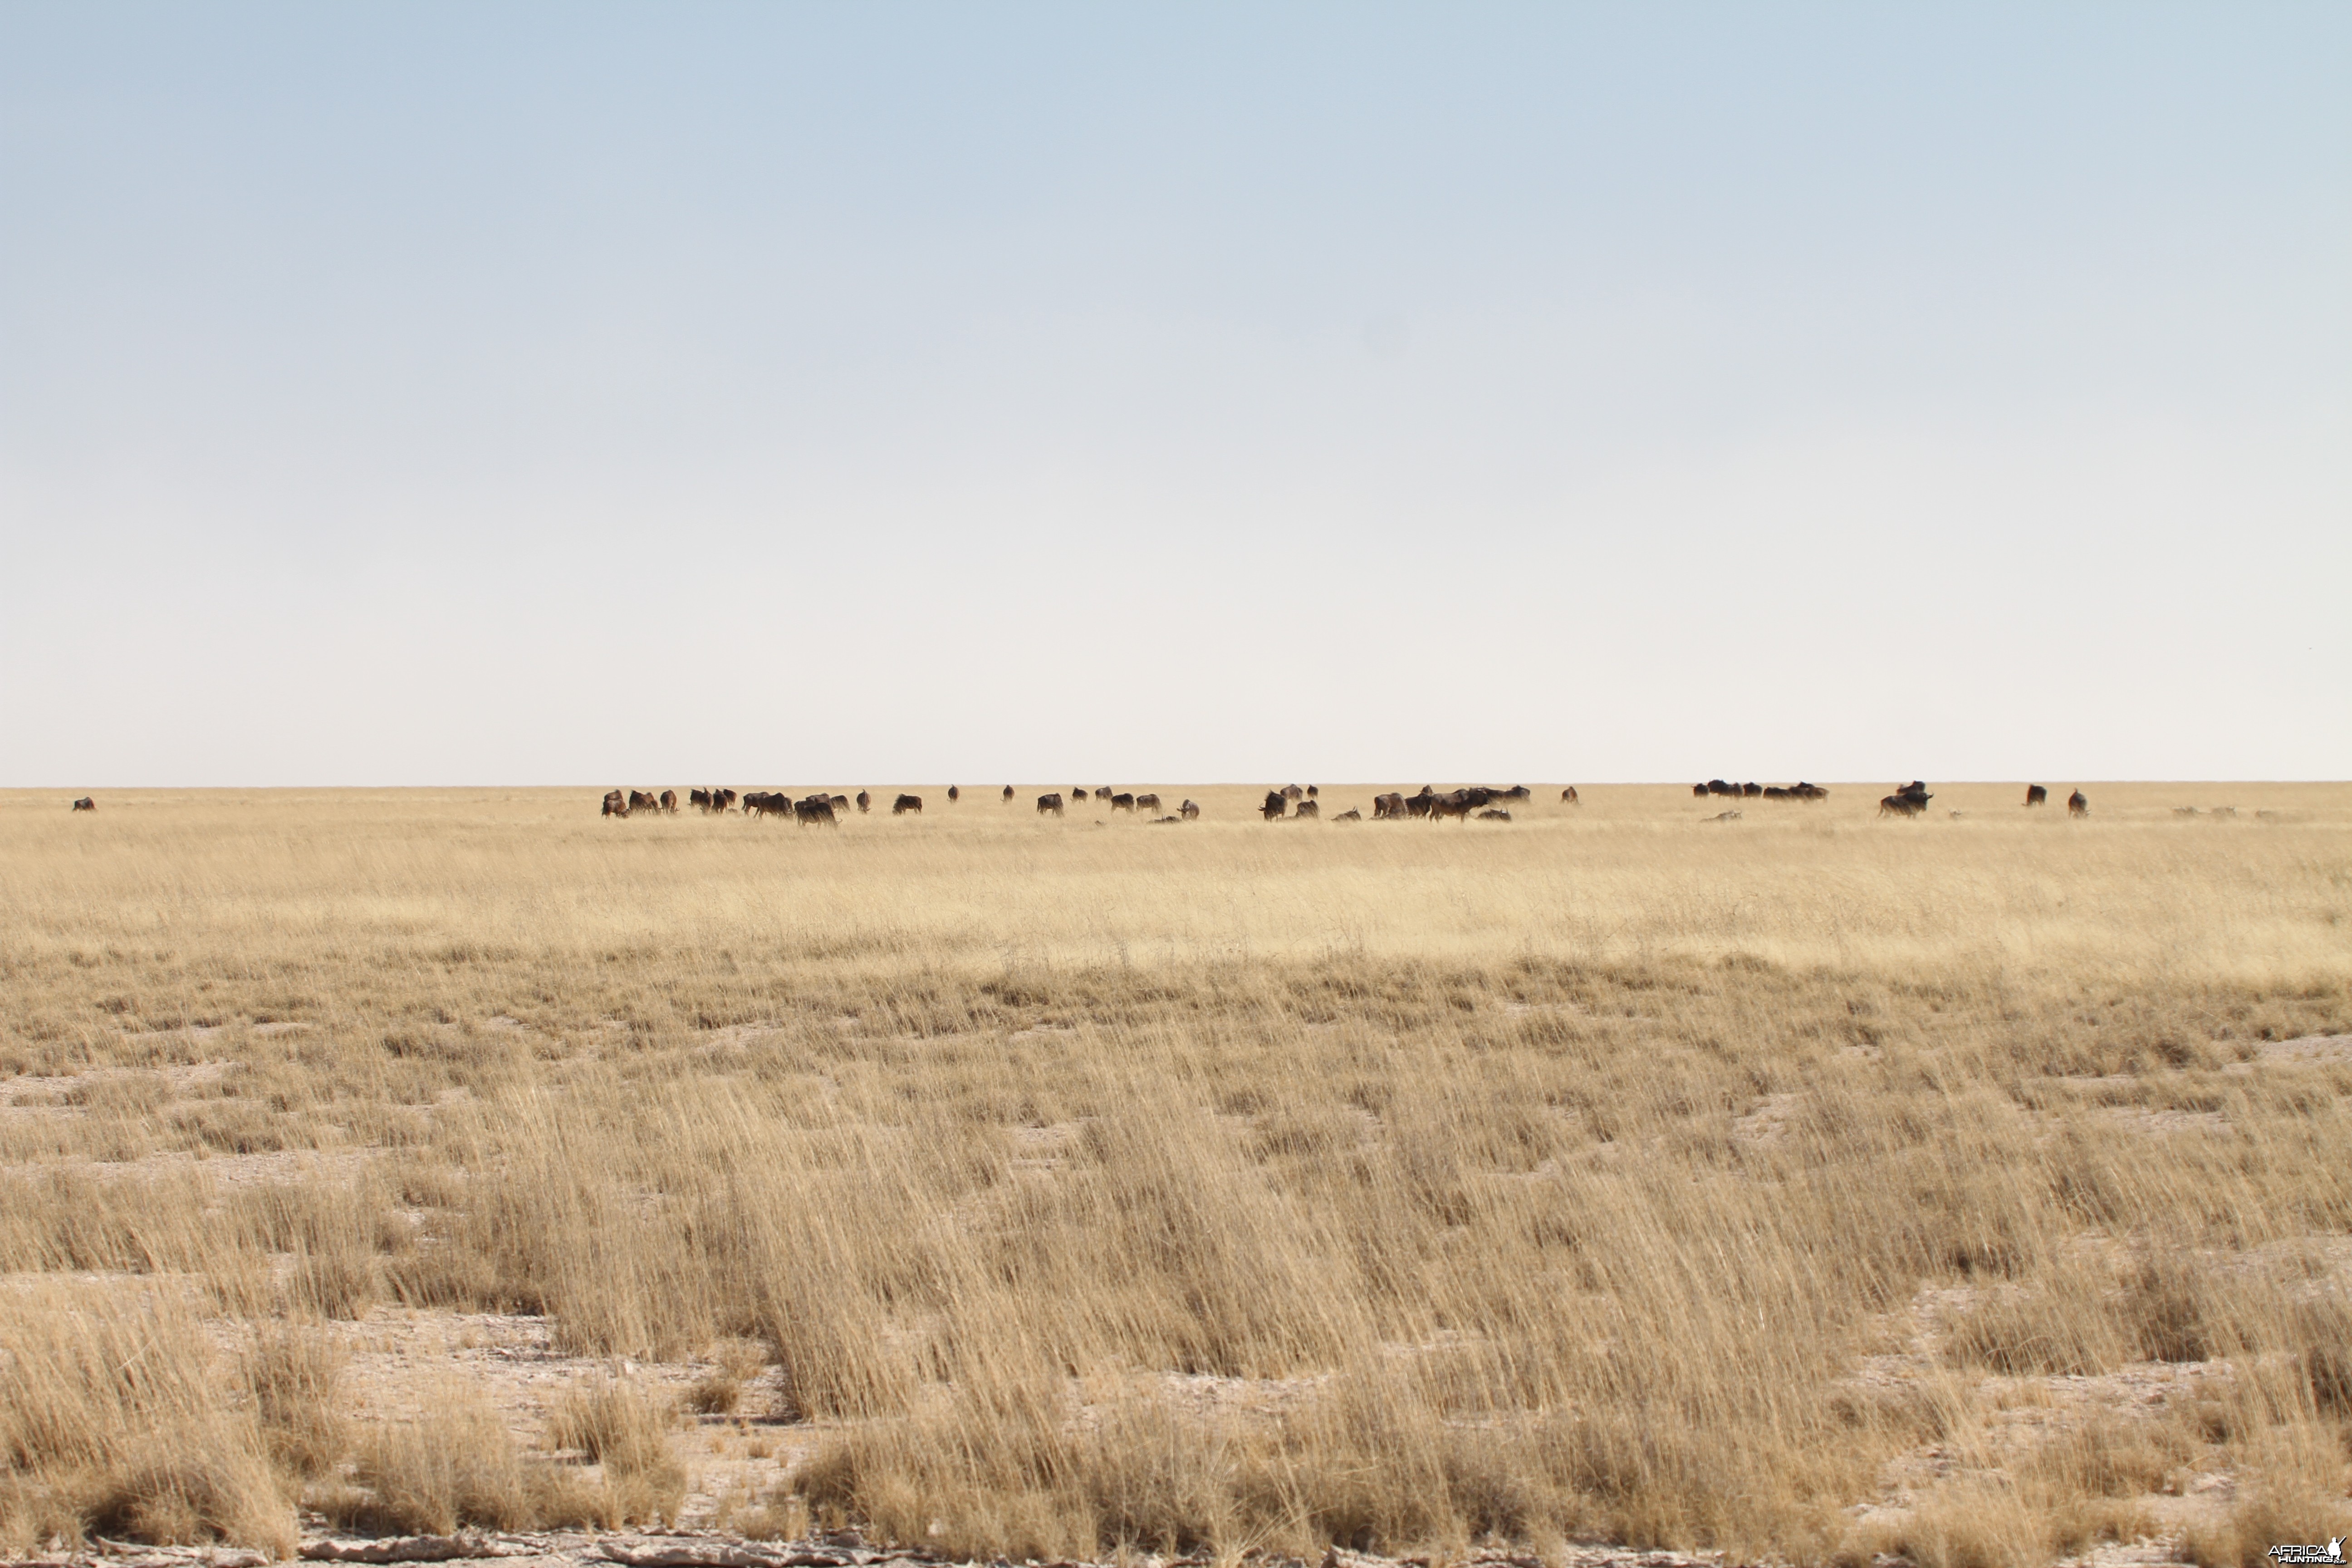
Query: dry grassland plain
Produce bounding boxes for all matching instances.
[3,781,2350,1566]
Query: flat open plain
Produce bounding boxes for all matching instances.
[3,782,2349,1567]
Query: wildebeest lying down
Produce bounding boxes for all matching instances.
[893,794,923,815]
[2026,784,2048,807]
[2068,790,2089,818]
[602,790,628,817]
[795,796,838,826]
[71,797,95,812]
[1477,808,1511,821]
[1261,790,1287,821]
[1333,808,1361,821]
[1037,792,1064,817]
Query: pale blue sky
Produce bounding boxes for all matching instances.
[4,4,2346,785]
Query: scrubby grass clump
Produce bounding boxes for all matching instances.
[0,782,2347,1559]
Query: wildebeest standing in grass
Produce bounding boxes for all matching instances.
[1283,784,1304,803]
[1406,789,1435,819]
[1879,785,1932,818]
[1180,799,1200,820]
[1261,790,1287,821]
[1561,787,1579,804]
[948,785,960,803]
[2068,790,2089,818]
[1110,793,1136,813]
[602,790,628,817]
[1294,799,1319,820]
[1135,794,1161,813]
[660,790,678,813]
[1693,783,1710,797]
[1002,785,1014,802]
[628,790,659,813]
[1373,793,1405,819]
[1037,792,1064,817]
[1429,791,1475,822]
[71,796,94,812]
[893,794,922,815]
[2026,785,2048,807]
[1073,788,1089,802]
[1497,786,1532,802]
[1306,785,1318,798]
[795,797,837,827]
[690,789,711,812]
[856,791,872,814]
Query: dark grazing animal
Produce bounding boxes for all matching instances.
[1179,799,1200,820]
[1405,788,1435,819]
[1429,790,1475,822]
[1561,787,1579,804]
[689,789,712,812]
[1282,784,1304,803]
[1293,798,1319,819]
[1878,784,1932,818]
[948,785,960,803]
[1792,784,1828,801]
[1693,784,1710,797]
[1496,786,1532,802]
[892,794,923,815]
[1003,785,1014,801]
[2026,785,2048,807]
[1306,785,1319,798]
[855,791,871,814]
[1261,790,1287,821]
[1135,793,1161,813]
[1037,792,1064,817]
[628,790,659,813]
[1373,792,1406,819]
[716,789,737,812]
[2068,790,2089,818]
[659,789,678,813]
[1742,783,1762,798]
[1333,808,1361,821]
[795,797,837,827]
[602,790,628,817]
[1073,788,1089,802]
[1706,779,1739,797]
[1110,793,1136,813]
[71,796,95,812]
[829,794,850,812]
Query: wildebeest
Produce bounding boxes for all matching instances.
[948,785,960,803]
[893,794,923,815]
[71,796,94,812]
[1476,808,1511,821]
[1705,779,1739,797]
[1306,785,1318,798]
[1693,783,1710,798]
[1002,785,1014,801]
[1073,788,1089,802]
[1148,815,1184,825]
[716,788,737,812]
[1110,793,1136,813]
[1282,784,1304,803]
[1037,792,1064,817]
[1405,788,1435,819]
[1135,793,1161,813]
[1712,809,1743,823]
[855,791,872,814]
[659,789,678,813]
[1742,783,1762,798]
[602,790,628,817]
[2068,790,2089,818]
[1496,786,1532,803]
[1373,792,1406,819]
[690,788,712,812]
[1878,784,1932,818]
[1261,790,1287,821]
[2026,785,2048,807]
[795,796,837,827]
[1333,808,1361,821]
[628,790,659,813]
[1561,787,1579,804]
[1294,798,1319,819]
[829,794,850,812]
[1179,799,1200,820]
[741,791,784,818]
[1429,790,1475,822]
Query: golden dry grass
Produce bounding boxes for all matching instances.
[1,781,2348,1561]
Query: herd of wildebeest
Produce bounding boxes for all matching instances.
[587,780,2094,823]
